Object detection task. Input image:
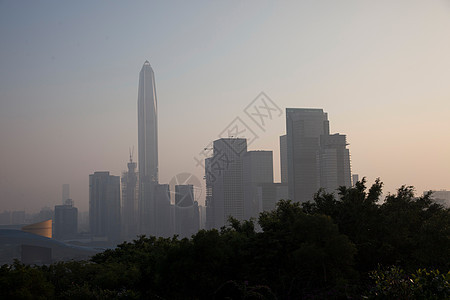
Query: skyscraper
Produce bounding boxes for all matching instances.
[286,108,329,203]
[174,184,199,238]
[256,182,288,212]
[243,150,274,219]
[285,108,351,202]
[121,154,138,240]
[154,183,172,237]
[205,157,214,230]
[206,138,247,228]
[318,134,352,192]
[280,135,288,184]
[89,171,121,242]
[54,201,78,240]
[138,60,159,235]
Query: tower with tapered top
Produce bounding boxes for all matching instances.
[138,61,159,235]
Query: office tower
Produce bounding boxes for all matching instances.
[78,211,89,233]
[256,182,289,212]
[205,157,214,230]
[198,205,206,230]
[138,61,158,183]
[280,135,288,184]
[286,108,352,202]
[352,174,359,187]
[193,201,200,234]
[138,60,159,235]
[62,184,70,204]
[121,155,139,240]
[154,184,172,237]
[318,134,351,193]
[54,201,78,240]
[286,108,329,203]
[243,151,274,218]
[175,184,199,238]
[175,185,194,207]
[89,171,121,242]
[206,138,247,229]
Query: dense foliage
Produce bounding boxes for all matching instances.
[0,179,449,299]
[303,179,450,274]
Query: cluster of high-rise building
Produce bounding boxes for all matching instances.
[2,60,448,248]
[88,60,357,241]
[88,61,199,243]
[0,61,358,244]
[204,108,353,229]
[205,139,288,229]
[0,184,78,243]
[285,108,352,202]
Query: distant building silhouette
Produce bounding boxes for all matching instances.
[0,211,11,225]
[121,155,139,240]
[279,135,288,184]
[78,211,89,233]
[205,157,214,230]
[428,190,450,208]
[54,200,78,240]
[174,184,199,238]
[198,205,206,229]
[138,60,159,236]
[206,138,247,229]
[256,182,288,212]
[318,134,351,192]
[243,150,274,219]
[205,139,291,228]
[154,183,172,237]
[89,171,121,242]
[35,207,53,224]
[286,108,351,202]
[352,174,359,186]
[286,108,329,202]
[62,184,70,204]
[11,211,26,225]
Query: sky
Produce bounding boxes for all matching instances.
[0,1,449,213]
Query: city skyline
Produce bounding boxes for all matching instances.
[1,1,450,213]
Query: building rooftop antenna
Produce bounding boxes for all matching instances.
[129,146,135,163]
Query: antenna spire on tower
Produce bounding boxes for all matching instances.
[129,146,135,163]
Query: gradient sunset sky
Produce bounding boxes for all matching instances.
[1,1,449,212]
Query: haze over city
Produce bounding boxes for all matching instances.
[1,1,450,213]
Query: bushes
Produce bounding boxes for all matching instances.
[368,266,450,299]
[304,179,450,274]
[0,260,54,299]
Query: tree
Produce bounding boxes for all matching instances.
[0,260,54,299]
[256,200,357,298]
[303,179,450,274]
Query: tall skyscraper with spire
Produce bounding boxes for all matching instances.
[138,61,159,235]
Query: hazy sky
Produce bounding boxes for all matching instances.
[1,1,449,213]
